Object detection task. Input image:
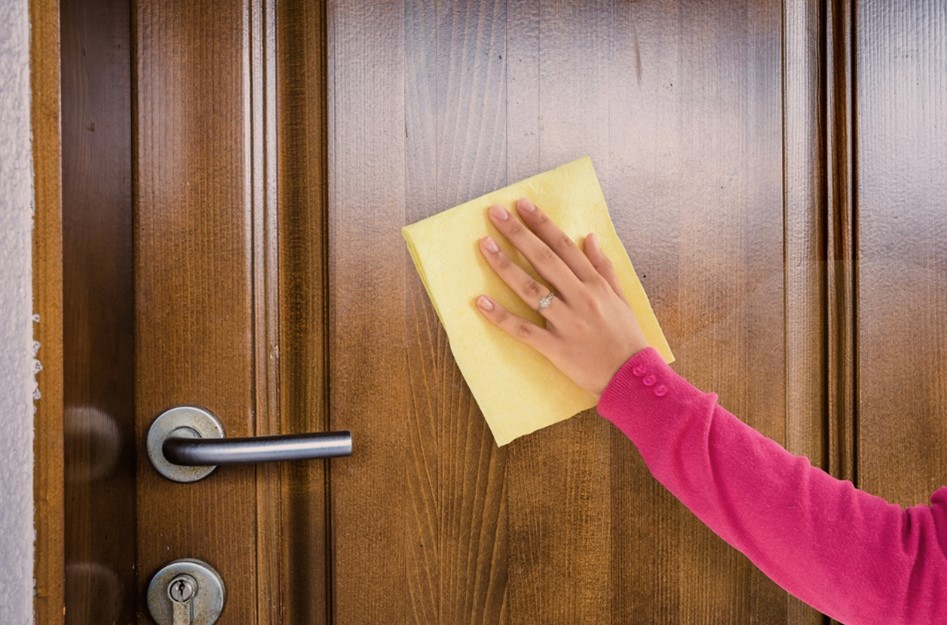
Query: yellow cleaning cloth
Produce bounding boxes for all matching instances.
[402,156,673,445]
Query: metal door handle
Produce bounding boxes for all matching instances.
[147,406,352,482]
[164,431,351,465]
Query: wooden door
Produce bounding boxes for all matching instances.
[324,1,817,623]
[54,0,947,623]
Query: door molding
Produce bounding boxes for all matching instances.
[31,0,65,622]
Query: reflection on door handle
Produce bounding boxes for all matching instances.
[147,406,352,482]
[164,431,352,466]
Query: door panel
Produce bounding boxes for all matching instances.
[856,1,947,504]
[327,1,820,622]
[600,3,788,620]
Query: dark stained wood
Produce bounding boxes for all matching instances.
[826,0,857,486]
[135,1,266,621]
[276,0,330,623]
[60,0,137,622]
[855,2,947,505]
[31,0,65,622]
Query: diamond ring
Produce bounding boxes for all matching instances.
[536,292,556,313]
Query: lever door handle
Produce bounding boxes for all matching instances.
[147,406,352,482]
[164,431,352,466]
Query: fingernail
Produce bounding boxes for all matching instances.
[482,236,500,253]
[517,198,536,213]
[587,232,598,249]
[477,296,495,311]
[489,205,510,221]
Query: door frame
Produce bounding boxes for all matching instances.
[31,0,66,622]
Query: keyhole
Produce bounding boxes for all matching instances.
[148,560,223,625]
[169,576,194,603]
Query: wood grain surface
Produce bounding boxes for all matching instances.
[782,0,828,622]
[135,1,262,621]
[46,0,947,623]
[505,4,614,622]
[855,1,947,506]
[326,1,817,622]
[326,1,411,622]
[403,2,509,623]
[597,3,790,622]
[31,0,65,622]
[60,0,137,622]
[276,1,331,624]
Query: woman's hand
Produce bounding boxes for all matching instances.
[476,198,649,396]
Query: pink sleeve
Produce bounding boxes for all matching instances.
[597,347,947,624]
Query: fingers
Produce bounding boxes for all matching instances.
[487,204,582,300]
[584,233,628,303]
[475,295,554,353]
[513,198,600,283]
[479,236,564,320]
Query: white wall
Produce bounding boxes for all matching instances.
[0,0,36,623]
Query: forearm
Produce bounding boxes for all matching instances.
[598,348,947,624]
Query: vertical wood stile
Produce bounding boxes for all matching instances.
[850,0,947,614]
[249,0,284,622]
[607,1,787,621]
[825,0,858,487]
[62,0,137,621]
[31,0,65,622]
[327,1,409,622]
[276,0,331,623]
[136,1,259,619]
[783,0,830,622]
[505,3,615,623]
[854,1,947,508]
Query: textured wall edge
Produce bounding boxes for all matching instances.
[0,0,36,624]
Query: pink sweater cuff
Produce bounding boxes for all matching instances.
[597,347,709,434]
